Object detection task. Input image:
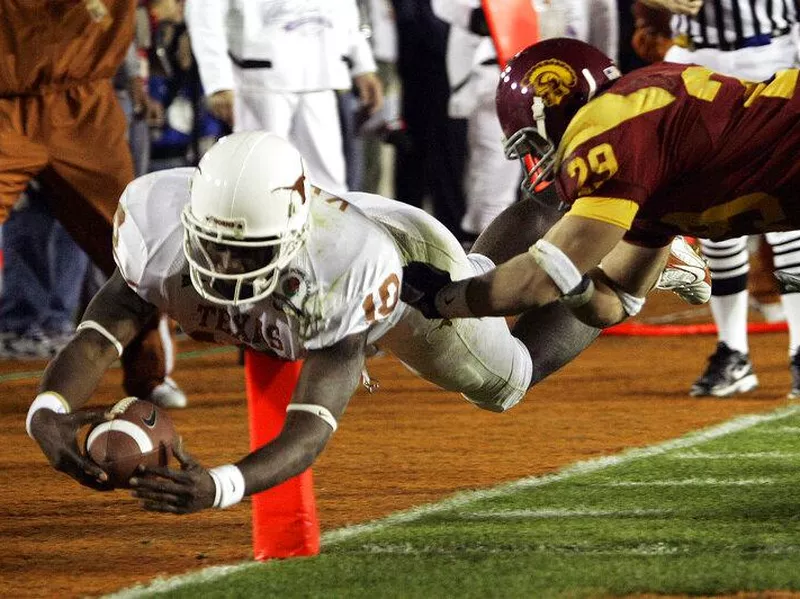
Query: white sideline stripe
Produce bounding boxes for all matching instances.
[352,542,800,557]
[751,426,800,434]
[86,420,154,454]
[462,508,669,519]
[670,451,800,460]
[104,404,800,599]
[603,478,774,487]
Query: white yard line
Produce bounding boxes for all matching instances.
[105,404,800,599]
[670,451,800,459]
[748,426,800,434]
[462,508,670,519]
[602,477,775,486]
[352,542,800,557]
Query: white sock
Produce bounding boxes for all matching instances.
[780,293,800,358]
[710,291,749,354]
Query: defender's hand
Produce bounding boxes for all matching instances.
[401,262,454,319]
[131,442,216,514]
[29,408,114,491]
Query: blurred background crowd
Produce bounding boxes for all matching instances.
[0,0,796,371]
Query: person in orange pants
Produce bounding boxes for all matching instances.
[0,0,184,407]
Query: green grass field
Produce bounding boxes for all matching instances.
[109,405,800,599]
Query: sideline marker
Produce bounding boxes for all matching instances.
[244,350,320,559]
[483,0,539,67]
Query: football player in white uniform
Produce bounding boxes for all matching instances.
[25,131,699,513]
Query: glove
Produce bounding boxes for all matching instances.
[400,261,454,319]
[656,236,711,305]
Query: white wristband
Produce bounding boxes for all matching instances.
[26,392,71,439]
[208,464,246,509]
[433,279,473,319]
[287,403,338,432]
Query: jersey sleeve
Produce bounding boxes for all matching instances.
[554,86,677,230]
[302,242,403,351]
[111,169,192,308]
[112,183,149,293]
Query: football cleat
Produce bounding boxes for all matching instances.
[656,236,711,305]
[690,342,759,398]
[775,270,800,294]
[146,376,188,409]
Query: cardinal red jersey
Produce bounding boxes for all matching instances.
[554,62,800,246]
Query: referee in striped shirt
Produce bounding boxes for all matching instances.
[640,0,800,399]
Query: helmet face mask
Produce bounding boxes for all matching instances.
[182,208,307,305]
[181,132,312,307]
[503,126,556,197]
[495,38,621,200]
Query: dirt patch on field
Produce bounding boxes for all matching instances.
[1,298,797,598]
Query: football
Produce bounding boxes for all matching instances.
[85,397,177,487]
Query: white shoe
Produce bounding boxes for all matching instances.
[775,270,800,294]
[147,376,188,409]
[656,236,711,305]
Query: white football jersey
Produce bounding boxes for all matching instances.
[113,168,533,412]
[113,168,405,360]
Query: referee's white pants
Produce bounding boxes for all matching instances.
[460,66,520,236]
[664,33,797,80]
[233,85,348,195]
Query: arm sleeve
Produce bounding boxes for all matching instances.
[184,0,234,96]
[112,187,149,293]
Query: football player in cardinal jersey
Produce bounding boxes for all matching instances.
[402,37,800,332]
[27,131,611,510]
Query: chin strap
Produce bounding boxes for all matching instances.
[532,96,548,142]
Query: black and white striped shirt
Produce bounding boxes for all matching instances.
[673,0,798,50]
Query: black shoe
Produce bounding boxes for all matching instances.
[690,342,759,397]
[789,352,800,400]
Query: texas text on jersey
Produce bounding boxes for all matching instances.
[554,62,800,245]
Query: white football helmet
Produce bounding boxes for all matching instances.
[181,131,312,306]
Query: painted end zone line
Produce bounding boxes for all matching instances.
[105,405,800,599]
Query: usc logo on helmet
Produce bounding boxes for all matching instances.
[522,59,577,107]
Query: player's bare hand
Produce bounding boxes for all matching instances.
[638,0,702,15]
[29,408,114,491]
[353,72,384,115]
[131,441,215,514]
[400,262,453,319]
[207,89,235,126]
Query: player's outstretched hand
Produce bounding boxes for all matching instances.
[29,408,115,491]
[131,440,216,514]
[400,261,454,319]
